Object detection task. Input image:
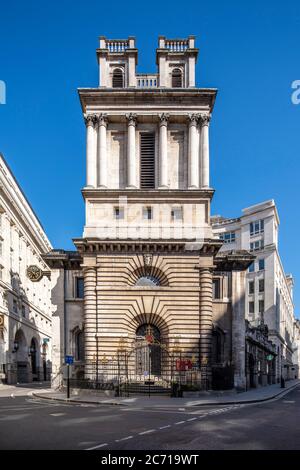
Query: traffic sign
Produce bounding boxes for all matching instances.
[65,355,74,365]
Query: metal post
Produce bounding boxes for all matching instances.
[148,344,151,398]
[67,364,70,399]
[179,350,182,395]
[117,352,121,397]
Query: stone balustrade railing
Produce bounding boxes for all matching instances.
[106,40,129,52]
[136,74,158,88]
[165,40,189,51]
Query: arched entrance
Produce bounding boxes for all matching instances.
[135,324,162,377]
[14,329,28,383]
[30,338,38,380]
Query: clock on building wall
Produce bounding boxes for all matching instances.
[26,265,43,282]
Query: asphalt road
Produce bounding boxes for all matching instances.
[0,385,299,450]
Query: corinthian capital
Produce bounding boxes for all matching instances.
[158,113,169,125]
[188,113,201,125]
[84,114,97,127]
[199,113,211,126]
[96,113,108,127]
[125,113,138,126]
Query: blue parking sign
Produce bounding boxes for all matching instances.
[65,355,74,365]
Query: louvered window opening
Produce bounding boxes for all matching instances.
[172,69,183,88]
[112,69,124,88]
[140,132,155,189]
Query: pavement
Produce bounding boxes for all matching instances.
[31,379,300,409]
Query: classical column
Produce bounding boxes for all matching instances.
[158,113,169,188]
[85,114,97,188]
[96,114,108,188]
[231,270,246,391]
[126,113,137,188]
[199,265,213,389]
[83,266,97,378]
[188,114,200,188]
[200,114,210,188]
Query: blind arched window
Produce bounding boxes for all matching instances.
[112,68,124,88]
[171,68,183,88]
[75,330,84,361]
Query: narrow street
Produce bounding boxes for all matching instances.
[0,384,299,450]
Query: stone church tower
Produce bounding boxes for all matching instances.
[74,35,221,388]
[45,36,254,392]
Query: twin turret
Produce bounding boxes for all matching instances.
[97,35,198,88]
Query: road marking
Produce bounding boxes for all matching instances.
[49,413,66,417]
[187,417,197,422]
[86,443,108,450]
[175,420,186,425]
[116,436,133,442]
[139,429,155,435]
[159,425,171,429]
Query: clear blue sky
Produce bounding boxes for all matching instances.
[0,0,299,314]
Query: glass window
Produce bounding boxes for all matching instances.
[213,279,221,299]
[114,207,124,220]
[171,207,183,221]
[249,301,255,314]
[76,277,84,299]
[249,281,254,294]
[143,207,152,220]
[259,279,265,293]
[21,305,26,317]
[219,232,236,244]
[248,262,255,273]
[258,259,265,271]
[250,240,264,252]
[259,300,265,313]
[250,219,264,236]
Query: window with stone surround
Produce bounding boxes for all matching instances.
[112,68,124,88]
[249,301,255,314]
[259,279,265,293]
[250,239,264,252]
[75,277,84,299]
[172,68,183,87]
[213,278,221,299]
[250,219,264,236]
[219,231,236,244]
[249,280,254,294]
[114,207,124,220]
[143,206,153,220]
